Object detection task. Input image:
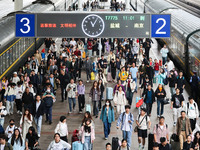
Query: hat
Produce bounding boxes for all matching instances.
[13,72,17,75]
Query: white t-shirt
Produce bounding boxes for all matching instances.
[160,125,164,130]
[137,115,150,130]
[0,144,5,150]
[122,114,130,131]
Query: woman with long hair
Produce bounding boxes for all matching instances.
[98,79,105,111]
[79,118,95,150]
[0,76,8,101]
[20,109,33,139]
[8,128,25,150]
[157,68,166,85]
[155,84,166,118]
[89,81,101,118]
[25,126,39,150]
[100,100,115,140]
[82,111,94,128]
[95,69,107,85]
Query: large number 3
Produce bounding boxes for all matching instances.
[155,18,166,35]
[20,18,30,34]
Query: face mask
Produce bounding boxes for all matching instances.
[129,76,131,79]
[10,123,14,126]
[47,90,50,93]
[134,57,136,59]
[142,64,144,66]
[171,73,173,75]
[106,103,109,106]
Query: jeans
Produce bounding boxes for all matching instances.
[78,95,85,112]
[88,50,92,57]
[45,106,52,122]
[157,99,164,116]
[122,131,132,148]
[92,101,99,116]
[162,57,167,66]
[126,88,133,106]
[104,117,111,138]
[34,116,43,135]
[116,69,120,80]
[6,101,14,114]
[0,118,5,127]
[84,136,92,150]
[132,78,137,91]
[68,98,76,112]
[170,87,175,99]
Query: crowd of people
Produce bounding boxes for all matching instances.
[0,36,198,150]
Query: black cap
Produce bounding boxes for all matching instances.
[141,107,146,112]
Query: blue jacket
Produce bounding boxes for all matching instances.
[157,73,166,85]
[100,107,115,123]
[117,112,134,132]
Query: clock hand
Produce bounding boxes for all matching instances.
[90,21,94,27]
[93,18,98,26]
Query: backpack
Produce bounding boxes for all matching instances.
[156,124,168,131]
[187,102,197,115]
[44,94,53,108]
[137,114,148,125]
[122,112,133,123]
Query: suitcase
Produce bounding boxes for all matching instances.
[106,87,113,100]
[148,133,154,150]
[72,141,83,150]
[86,104,91,113]
[112,137,119,150]
[107,72,112,82]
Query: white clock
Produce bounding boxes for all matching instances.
[82,14,105,37]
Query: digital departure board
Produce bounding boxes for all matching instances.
[15,13,171,38]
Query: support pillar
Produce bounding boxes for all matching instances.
[14,0,23,11]
[78,0,82,11]
[125,0,129,11]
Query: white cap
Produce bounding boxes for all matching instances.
[13,72,17,75]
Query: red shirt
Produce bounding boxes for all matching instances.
[154,63,159,71]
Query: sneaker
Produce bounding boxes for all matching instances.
[173,122,176,126]
[19,111,22,115]
[87,80,89,83]
[105,137,108,140]
[79,111,83,114]
[142,146,144,150]
[10,112,13,115]
[69,111,72,114]
[139,144,142,150]
[38,134,41,138]
[49,121,52,125]
[157,115,160,118]
[17,111,20,114]
[95,116,98,118]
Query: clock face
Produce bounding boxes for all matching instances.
[82,14,105,37]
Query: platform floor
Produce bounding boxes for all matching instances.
[2,38,192,150]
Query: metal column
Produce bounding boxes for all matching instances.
[125,0,129,11]
[14,0,23,11]
[78,0,82,11]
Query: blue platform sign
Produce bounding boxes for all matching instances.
[151,14,171,38]
[15,14,35,37]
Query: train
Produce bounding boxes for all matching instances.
[130,0,200,79]
[0,0,76,79]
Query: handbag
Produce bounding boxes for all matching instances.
[163,78,168,85]
[134,115,147,132]
[163,98,170,105]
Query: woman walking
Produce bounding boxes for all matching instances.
[89,81,101,118]
[100,100,115,140]
[155,84,166,118]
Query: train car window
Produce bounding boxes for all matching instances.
[100,0,108,2]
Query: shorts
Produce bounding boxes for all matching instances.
[138,129,147,138]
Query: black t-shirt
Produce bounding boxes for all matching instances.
[172,94,184,108]
[98,59,107,69]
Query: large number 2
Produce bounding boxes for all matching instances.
[20,18,30,34]
[155,18,166,34]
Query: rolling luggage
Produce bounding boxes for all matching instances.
[72,141,83,150]
[86,104,91,113]
[106,87,113,100]
[112,137,119,150]
[148,133,154,150]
